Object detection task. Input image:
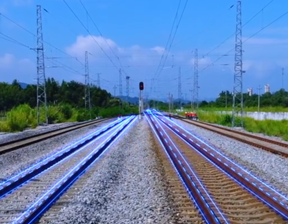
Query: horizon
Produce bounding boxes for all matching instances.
[1,0,288,101]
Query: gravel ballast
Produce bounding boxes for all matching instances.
[173,118,288,198]
[0,119,115,182]
[42,118,177,224]
[0,122,79,144]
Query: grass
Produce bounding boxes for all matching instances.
[0,103,139,133]
[199,106,288,112]
[189,111,288,141]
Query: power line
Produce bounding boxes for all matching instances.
[45,56,82,75]
[0,33,32,49]
[154,0,189,81]
[62,0,125,74]
[0,12,84,67]
[0,31,83,76]
[201,0,276,59]
[181,1,277,78]
[153,0,182,78]
[181,8,288,79]
[199,9,288,75]
[78,0,126,72]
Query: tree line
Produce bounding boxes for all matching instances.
[0,78,112,111]
[199,89,288,108]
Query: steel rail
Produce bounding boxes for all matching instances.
[0,118,126,199]
[13,115,136,224]
[156,112,288,220]
[0,118,111,155]
[175,115,288,157]
[146,111,222,224]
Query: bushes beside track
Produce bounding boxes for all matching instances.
[196,111,288,141]
[0,103,139,132]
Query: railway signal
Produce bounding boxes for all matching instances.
[139,82,144,90]
[139,82,144,118]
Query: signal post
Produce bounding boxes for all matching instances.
[139,81,144,118]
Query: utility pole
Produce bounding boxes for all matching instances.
[97,73,101,88]
[257,85,262,112]
[225,91,228,108]
[113,85,117,97]
[171,94,174,112]
[193,48,199,110]
[232,1,244,127]
[189,89,193,110]
[119,68,123,96]
[84,51,91,119]
[282,68,285,90]
[168,93,172,113]
[36,5,48,125]
[178,67,182,109]
[126,75,130,102]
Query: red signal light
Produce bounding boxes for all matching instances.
[139,82,144,90]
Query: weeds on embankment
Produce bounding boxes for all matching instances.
[0,103,138,133]
[181,111,288,142]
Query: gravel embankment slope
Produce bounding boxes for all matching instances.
[0,122,79,144]
[40,118,178,224]
[173,118,288,198]
[0,119,114,182]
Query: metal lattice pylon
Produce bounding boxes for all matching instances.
[36,5,48,125]
[97,73,101,88]
[178,67,182,108]
[232,1,243,127]
[119,68,123,96]
[84,51,91,119]
[126,76,130,102]
[193,48,199,110]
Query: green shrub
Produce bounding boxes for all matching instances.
[0,121,11,132]
[99,107,122,118]
[6,104,35,132]
[76,109,91,121]
[44,106,65,124]
[59,104,73,120]
[219,114,232,126]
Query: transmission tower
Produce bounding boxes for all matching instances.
[36,5,48,125]
[193,48,199,110]
[282,68,285,90]
[178,67,182,108]
[97,73,101,88]
[126,75,130,102]
[232,0,243,127]
[113,85,117,97]
[84,51,91,118]
[119,68,123,96]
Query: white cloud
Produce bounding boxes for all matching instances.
[0,54,35,82]
[150,46,165,54]
[0,54,14,69]
[188,56,212,67]
[66,35,118,60]
[66,35,182,68]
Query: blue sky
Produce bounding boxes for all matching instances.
[0,0,288,102]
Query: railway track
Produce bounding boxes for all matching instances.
[0,116,136,224]
[147,110,288,223]
[146,115,206,223]
[0,118,110,155]
[175,115,288,157]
